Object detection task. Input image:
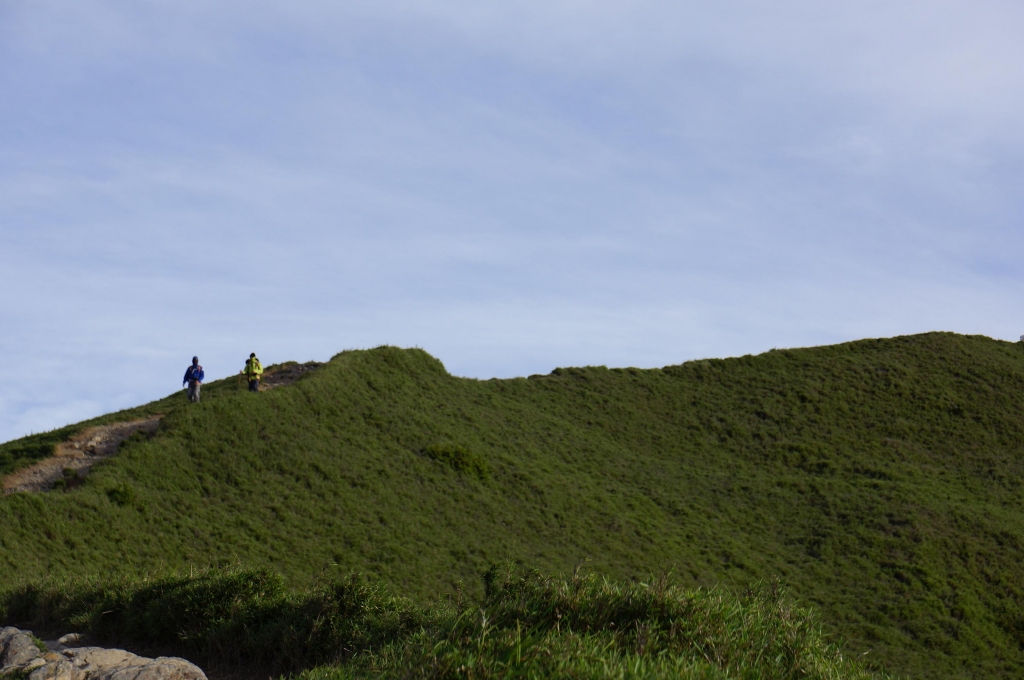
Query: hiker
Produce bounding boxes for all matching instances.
[241,352,263,392]
[183,356,204,403]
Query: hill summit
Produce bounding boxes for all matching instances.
[3,332,1024,678]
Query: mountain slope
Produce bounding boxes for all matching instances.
[3,332,1024,678]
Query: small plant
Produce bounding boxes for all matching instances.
[423,442,489,479]
[51,468,84,493]
[29,633,46,653]
[106,482,136,507]
[120,430,151,449]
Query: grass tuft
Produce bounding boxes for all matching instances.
[424,443,490,479]
[105,482,136,507]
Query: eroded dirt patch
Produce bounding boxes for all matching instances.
[259,362,322,391]
[2,415,161,495]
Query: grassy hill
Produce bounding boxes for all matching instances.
[3,332,1024,678]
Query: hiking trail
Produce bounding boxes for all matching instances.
[259,362,321,390]
[2,416,162,495]
[1,363,322,495]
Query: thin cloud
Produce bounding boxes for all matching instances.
[1,1,1022,443]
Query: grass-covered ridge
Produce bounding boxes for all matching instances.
[1,566,889,679]
[2,332,1024,677]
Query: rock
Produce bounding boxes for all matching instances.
[27,657,72,680]
[26,658,49,671]
[63,648,136,671]
[60,648,206,680]
[0,629,205,680]
[1,626,43,672]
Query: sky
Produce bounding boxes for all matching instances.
[2,1,1023,444]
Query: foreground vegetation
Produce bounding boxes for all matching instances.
[3,333,1024,677]
[1,566,888,679]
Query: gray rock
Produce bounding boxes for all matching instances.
[60,648,206,680]
[0,629,205,680]
[63,648,136,674]
[1,626,44,672]
[27,655,72,680]
[25,658,49,672]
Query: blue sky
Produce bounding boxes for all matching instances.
[2,1,1023,444]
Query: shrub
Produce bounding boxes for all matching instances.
[423,443,489,479]
[106,483,136,507]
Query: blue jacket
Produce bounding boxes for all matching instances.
[183,365,205,385]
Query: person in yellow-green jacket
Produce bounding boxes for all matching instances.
[242,352,263,392]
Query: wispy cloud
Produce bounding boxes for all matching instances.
[1,1,1022,443]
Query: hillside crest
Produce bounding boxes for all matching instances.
[3,332,1024,678]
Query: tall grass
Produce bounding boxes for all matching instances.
[339,567,890,679]
[0,566,889,679]
[1,567,416,674]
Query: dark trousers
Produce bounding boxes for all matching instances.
[248,380,260,392]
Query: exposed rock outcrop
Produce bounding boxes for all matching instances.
[0,628,205,680]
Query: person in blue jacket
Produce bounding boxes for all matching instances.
[183,356,205,403]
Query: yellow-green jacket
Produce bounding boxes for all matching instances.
[242,357,264,380]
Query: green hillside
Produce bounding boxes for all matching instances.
[3,332,1024,678]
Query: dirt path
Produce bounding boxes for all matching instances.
[2,416,161,495]
[2,363,320,495]
[259,362,321,390]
